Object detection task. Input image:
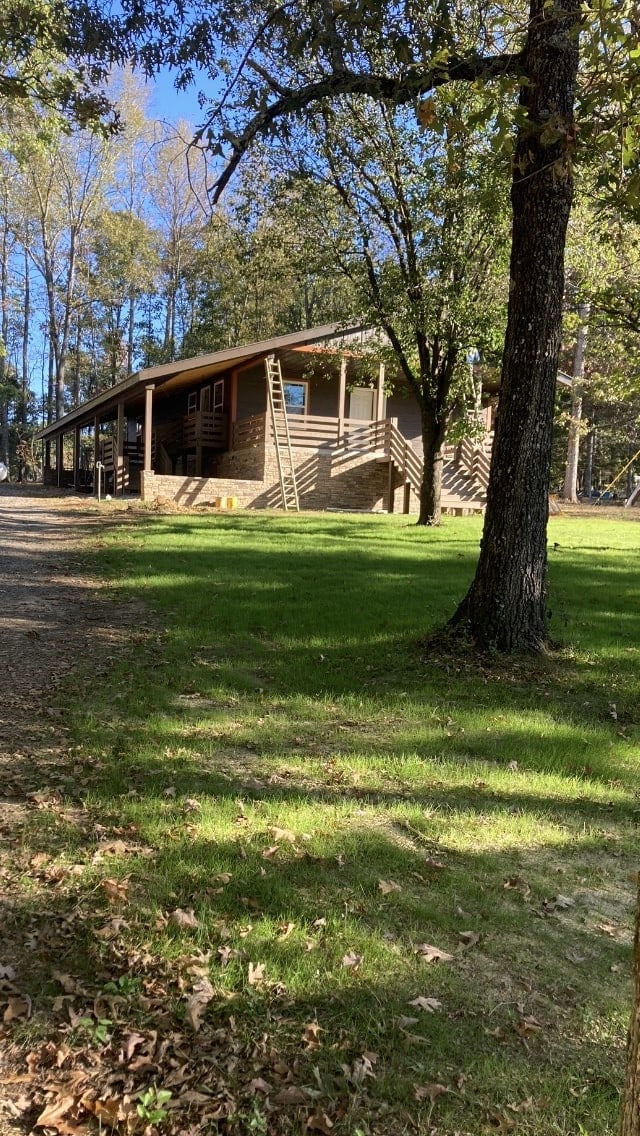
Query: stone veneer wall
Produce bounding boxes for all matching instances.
[262,444,392,511]
[141,452,482,515]
[140,471,265,507]
[141,443,395,511]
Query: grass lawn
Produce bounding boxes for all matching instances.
[10,509,640,1135]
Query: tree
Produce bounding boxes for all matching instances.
[166,0,582,648]
[0,0,118,130]
[13,1,640,641]
[270,89,509,523]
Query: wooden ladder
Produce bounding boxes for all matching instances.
[265,355,300,511]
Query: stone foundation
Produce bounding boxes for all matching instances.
[141,444,397,512]
[140,443,485,514]
[140,471,265,507]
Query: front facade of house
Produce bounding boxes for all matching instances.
[37,324,492,514]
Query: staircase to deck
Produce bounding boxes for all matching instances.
[386,422,490,514]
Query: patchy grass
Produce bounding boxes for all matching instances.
[4,510,640,1136]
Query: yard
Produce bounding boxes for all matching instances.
[3,505,640,1136]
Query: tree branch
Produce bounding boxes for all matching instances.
[210,51,523,200]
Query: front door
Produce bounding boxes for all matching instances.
[349,387,375,420]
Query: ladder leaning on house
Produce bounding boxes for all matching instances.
[265,355,300,511]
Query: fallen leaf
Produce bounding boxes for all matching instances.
[169,907,199,930]
[341,951,363,970]
[277,921,296,940]
[3,995,31,1023]
[458,930,481,949]
[94,916,129,941]
[515,1015,543,1037]
[397,1015,419,1029]
[303,1021,323,1048]
[101,877,129,903]
[306,1110,334,1133]
[503,876,531,899]
[248,961,266,986]
[378,879,402,895]
[35,1096,79,1133]
[414,943,454,964]
[408,996,442,1013]
[185,977,215,1031]
[413,1082,448,1103]
[269,825,297,844]
[120,1032,147,1062]
[248,1077,272,1094]
[272,1086,310,1105]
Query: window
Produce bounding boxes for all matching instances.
[283,381,308,415]
[187,392,197,413]
[200,386,211,412]
[213,380,224,412]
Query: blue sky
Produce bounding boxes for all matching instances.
[147,68,214,128]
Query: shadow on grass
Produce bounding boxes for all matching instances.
[4,815,629,1133]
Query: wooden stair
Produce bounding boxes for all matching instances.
[384,421,490,513]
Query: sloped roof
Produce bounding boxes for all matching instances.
[37,322,372,440]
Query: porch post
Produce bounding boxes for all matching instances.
[230,370,238,449]
[93,414,100,496]
[376,362,386,420]
[116,400,125,495]
[338,355,347,442]
[143,384,154,471]
[387,459,395,513]
[44,440,51,484]
[56,433,64,488]
[73,424,81,489]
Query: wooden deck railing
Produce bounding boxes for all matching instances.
[233,412,390,452]
[183,411,228,448]
[384,420,424,490]
[229,410,491,503]
[232,413,267,450]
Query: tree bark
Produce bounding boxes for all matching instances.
[418,409,446,525]
[561,302,590,502]
[450,0,580,651]
[621,880,640,1136]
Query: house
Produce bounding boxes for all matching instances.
[36,324,492,514]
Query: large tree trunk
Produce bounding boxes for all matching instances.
[418,411,446,526]
[621,881,640,1136]
[561,302,590,502]
[450,0,580,652]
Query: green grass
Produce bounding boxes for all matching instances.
[10,510,640,1135]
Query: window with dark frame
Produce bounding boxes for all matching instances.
[283,381,308,415]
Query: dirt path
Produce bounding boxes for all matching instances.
[0,488,120,831]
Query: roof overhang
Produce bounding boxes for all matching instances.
[36,322,375,440]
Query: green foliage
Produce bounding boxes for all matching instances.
[136,1086,172,1125]
[0,0,118,131]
